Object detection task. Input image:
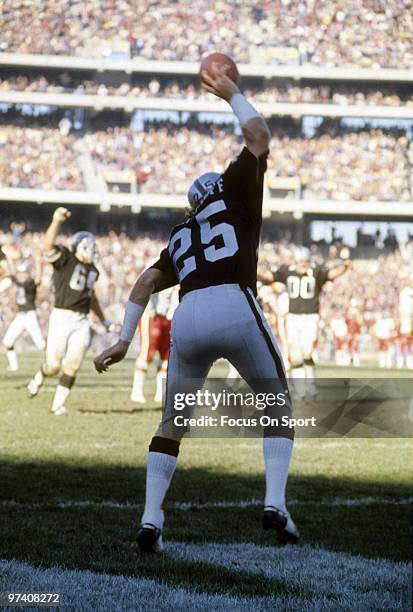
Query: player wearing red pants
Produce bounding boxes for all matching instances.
[131,287,178,403]
[346,309,362,367]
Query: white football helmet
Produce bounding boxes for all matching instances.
[295,247,311,263]
[72,231,97,264]
[187,172,220,210]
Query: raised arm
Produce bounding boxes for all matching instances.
[257,267,276,285]
[94,267,172,373]
[327,260,352,282]
[44,207,71,251]
[2,247,16,278]
[201,66,270,158]
[33,249,43,286]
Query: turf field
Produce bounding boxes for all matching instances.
[0,355,412,611]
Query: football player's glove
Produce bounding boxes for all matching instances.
[94,340,129,373]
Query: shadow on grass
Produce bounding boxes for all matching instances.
[0,458,411,575]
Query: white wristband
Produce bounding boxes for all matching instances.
[229,93,260,126]
[119,300,145,343]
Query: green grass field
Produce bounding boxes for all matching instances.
[0,355,412,611]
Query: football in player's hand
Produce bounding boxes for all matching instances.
[199,53,239,84]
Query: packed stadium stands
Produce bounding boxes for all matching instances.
[0,122,411,202]
[0,1,412,217]
[2,0,412,69]
[0,125,84,190]
[1,75,413,108]
[0,0,413,306]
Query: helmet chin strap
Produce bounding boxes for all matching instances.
[184,206,195,219]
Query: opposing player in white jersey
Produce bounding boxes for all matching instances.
[131,287,178,403]
[400,274,413,328]
[27,207,111,415]
[260,249,351,396]
[95,67,298,552]
[372,313,396,368]
[330,310,349,366]
[2,247,45,371]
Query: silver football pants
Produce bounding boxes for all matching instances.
[157,284,292,439]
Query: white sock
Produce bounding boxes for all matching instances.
[291,366,305,397]
[34,369,44,385]
[304,363,315,380]
[132,370,146,397]
[263,437,293,513]
[52,385,70,411]
[155,370,166,400]
[6,349,18,370]
[141,451,177,529]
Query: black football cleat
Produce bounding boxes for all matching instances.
[262,506,300,545]
[137,523,164,553]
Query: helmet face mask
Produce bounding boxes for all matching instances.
[72,232,97,264]
[187,172,221,210]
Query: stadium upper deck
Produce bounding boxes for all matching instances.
[1,0,412,70]
[0,1,412,217]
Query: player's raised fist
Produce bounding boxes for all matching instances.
[53,207,71,223]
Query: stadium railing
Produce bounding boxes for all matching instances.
[1,53,413,83]
[0,187,412,217]
[1,90,413,119]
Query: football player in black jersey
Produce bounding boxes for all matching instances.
[260,247,351,396]
[2,247,45,371]
[95,67,299,551]
[27,207,110,416]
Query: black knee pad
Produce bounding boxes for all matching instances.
[59,373,76,389]
[149,436,180,457]
[304,358,315,366]
[5,346,14,351]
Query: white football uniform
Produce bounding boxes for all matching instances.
[44,245,99,373]
[3,310,45,351]
[285,313,320,364]
[45,308,91,372]
[400,287,413,334]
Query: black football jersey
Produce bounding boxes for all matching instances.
[46,245,99,313]
[273,264,329,314]
[14,277,37,312]
[151,147,268,299]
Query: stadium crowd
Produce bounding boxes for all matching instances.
[267,128,412,201]
[1,0,412,69]
[1,123,410,201]
[1,228,412,364]
[1,75,413,108]
[0,125,83,190]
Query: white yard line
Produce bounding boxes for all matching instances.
[0,543,410,612]
[1,496,412,511]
